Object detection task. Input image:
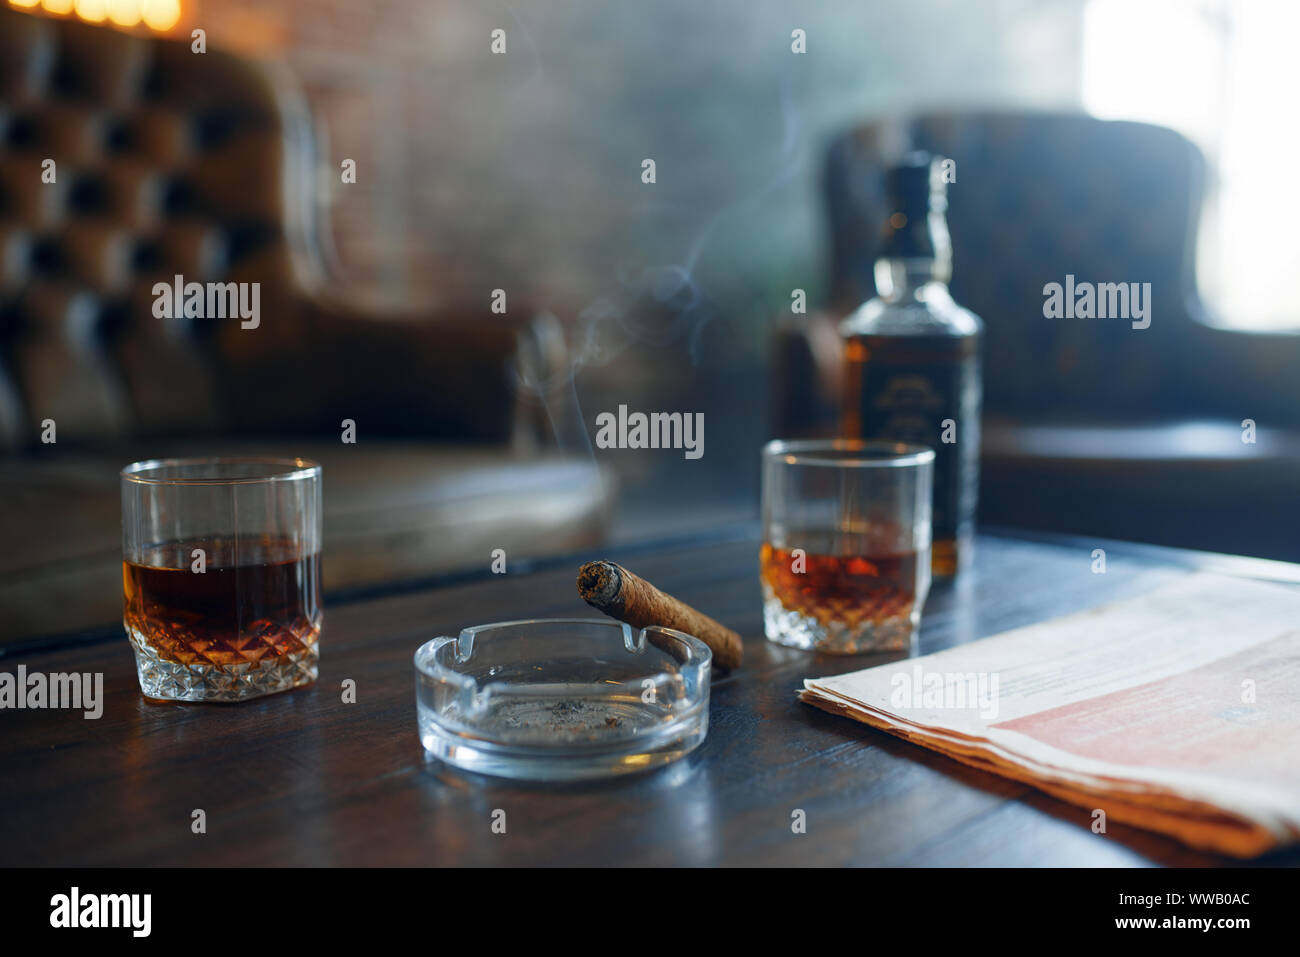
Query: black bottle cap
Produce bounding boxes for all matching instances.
[875,152,950,261]
[884,151,947,214]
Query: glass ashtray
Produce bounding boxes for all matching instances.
[414,618,711,781]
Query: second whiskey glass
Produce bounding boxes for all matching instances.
[760,439,933,654]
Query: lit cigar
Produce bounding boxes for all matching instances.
[577,560,743,671]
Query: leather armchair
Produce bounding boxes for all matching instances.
[776,111,1300,562]
[0,8,609,644]
[0,7,559,445]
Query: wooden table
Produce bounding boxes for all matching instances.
[3,526,1298,866]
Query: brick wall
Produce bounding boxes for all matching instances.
[193,0,1083,323]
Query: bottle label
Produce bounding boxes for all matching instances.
[853,355,980,539]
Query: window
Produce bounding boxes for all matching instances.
[1083,0,1300,331]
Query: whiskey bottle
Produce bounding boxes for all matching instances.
[839,153,982,577]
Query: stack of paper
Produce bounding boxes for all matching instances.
[801,573,1300,857]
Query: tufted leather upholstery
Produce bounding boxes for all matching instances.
[0,6,558,449]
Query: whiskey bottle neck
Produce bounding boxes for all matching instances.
[873,256,950,302]
[873,205,952,301]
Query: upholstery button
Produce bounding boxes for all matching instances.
[193,111,238,151]
[130,236,162,273]
[4,114,40,150]
[30,236,65,276]
[102,116,136,154]
[68,172,111,215]
[50,20,149,108]
[160,176,195,215]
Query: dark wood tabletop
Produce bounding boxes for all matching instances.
[4,525,1299,867]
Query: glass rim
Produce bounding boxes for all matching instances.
[120,456,322,486]
[762,439,935,469]
[413,617,712,680]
